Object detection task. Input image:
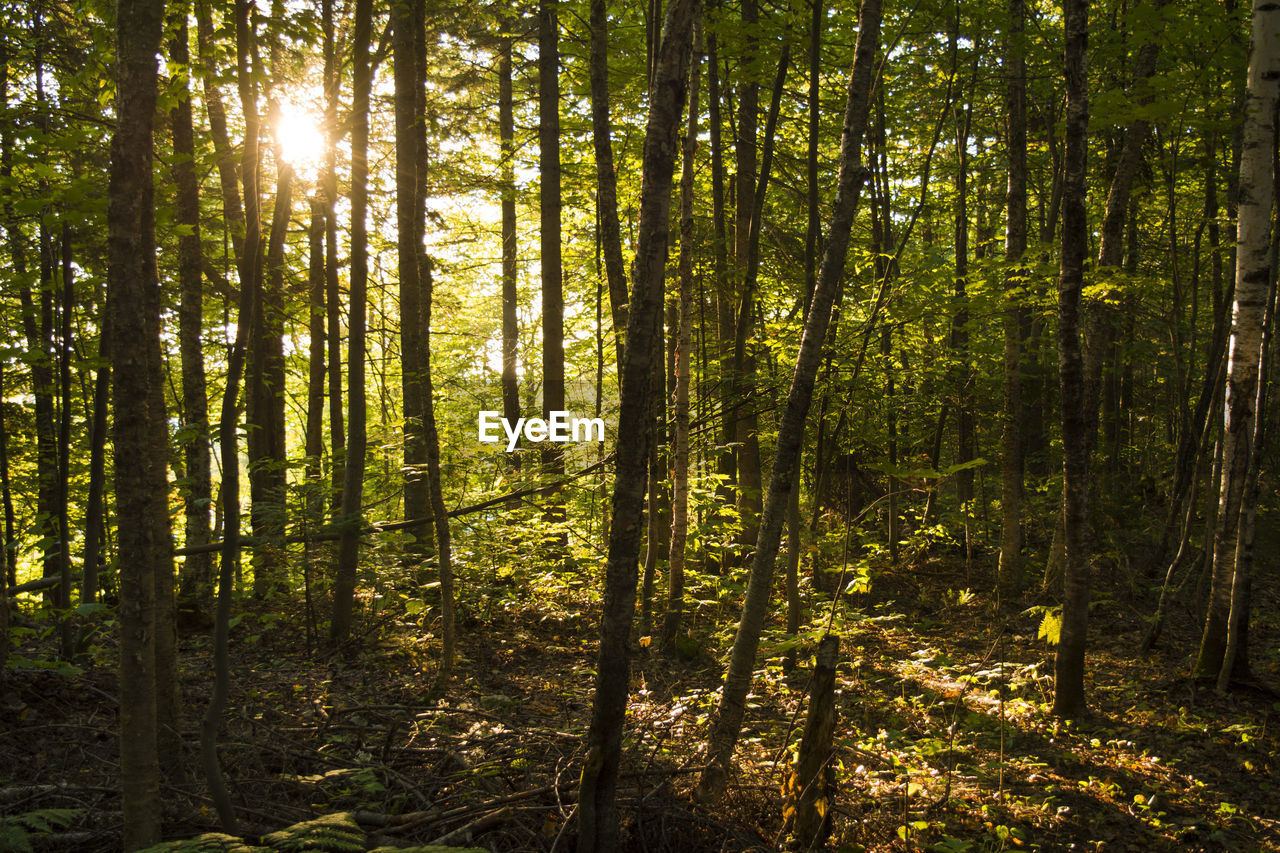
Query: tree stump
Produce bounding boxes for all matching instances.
[787,633,839,849]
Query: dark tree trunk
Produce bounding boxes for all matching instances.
[108,0,169,841]
[662,27,700,652]
[590,0,629,357]
[171,13,213,607]
[540,0,566,526]
[576,0,700,845]
[394,0,433,560]
[499,21,521,445]
[999,0,1027,598]
[422,260,457,692]
[247,139,290,598]
[1052,0,1090,719]
[323,0,345,512]
[331,0,372,646]
[305,201,326,514]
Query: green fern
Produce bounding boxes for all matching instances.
[0,808,83,853]
[262,813,365,852]
[1037,607,1063,646]
[369,848,487,852]
[136,833,267,852]
[137,815,490,853]
[0,824,34,853]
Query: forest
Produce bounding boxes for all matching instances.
[0,0,1277,846]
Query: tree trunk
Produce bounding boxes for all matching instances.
[248,140,290,598]
[305,200,326,518]
[662,27,700,653]
[499,21,521,448]
[696,0,880,800]
[323,0,345,512]
[540,0,566,532]
[999,0,1027,599]
[1052,0,1090,719]
[1197,0,1280,682]
[171,13,213,607]
[331,0,372,647]
[108,0,169,841]
[394,0,434,561]
[576,0,699,845]
[590,0,629,357]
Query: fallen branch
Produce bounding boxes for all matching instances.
[172,454,615,557]
[425,806,514,846]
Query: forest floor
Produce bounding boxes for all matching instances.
[2,543,1279,852]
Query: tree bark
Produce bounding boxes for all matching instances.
[108,0,169,842]
[323,0,345,512]
[394,0,434,561]
[499,20,521,448]
[248,139,291,597]
[662,28,701,653]
[1197,0,1280,682]
[998,0,1027,599]
[540,0,567,530]
[171,12,213,607]
[1052,0,1090,719]
[331,0,373,647]
[590,0,629,358]
[576,0,699,845]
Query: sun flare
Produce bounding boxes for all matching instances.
[274,99,325,173]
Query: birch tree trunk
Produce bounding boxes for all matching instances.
[1197,0,1280,682]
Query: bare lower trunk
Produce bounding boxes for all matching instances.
[576,2,699,846]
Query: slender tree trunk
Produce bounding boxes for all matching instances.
[26,21,59,612]
[331,0,372,646]
[305,201,326,513]
[576,1,699,845]
[394,0,433,560]
[248,131,291,598]
[1052,0,1090,719]
[0,357,8,675]
[56,227,75,658]
[1217,252,1276,692]
[540,0,566,533]
[323,0,345,511]
[999,0,1027,599]
[1197,0,1280,681]
[590,0,629,356]
[709,35,737,534]
[952,40,976,512]
[422,260,457,692]
[662,32,700,653]
[499,21,521,447]
[108,0,169,840]
[696,0,880,800]
[171,13,212,607]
